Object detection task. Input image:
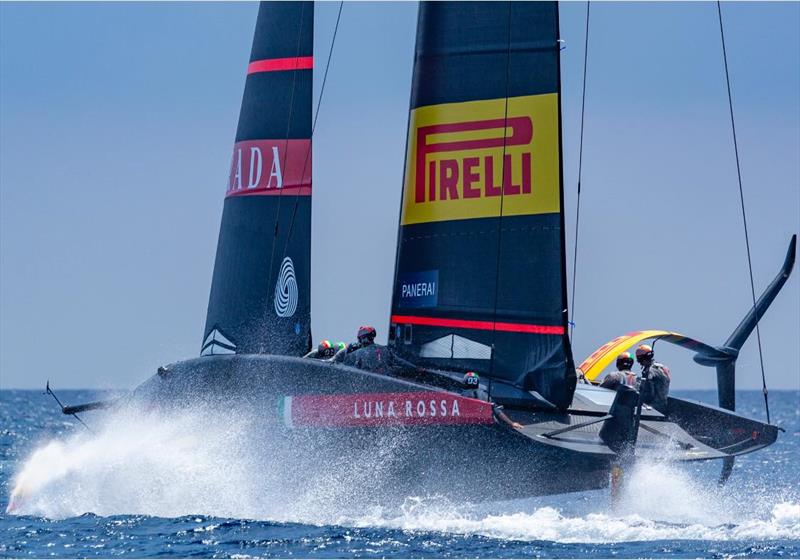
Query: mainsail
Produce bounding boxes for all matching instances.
[203,1,313,357]
[388,1,575,408]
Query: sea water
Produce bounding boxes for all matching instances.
[1,389,797,558]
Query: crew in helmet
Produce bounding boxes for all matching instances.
[635,344,671,413]
[353,325,377,349]
[600,352,638,391]
[331,325,378,363]
[460,371,523,430]
[303,339,337,359]
[461,371,487,400]
[336,325,384,369]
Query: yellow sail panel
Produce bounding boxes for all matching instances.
[400,94,561,226]
[579,330,672,382]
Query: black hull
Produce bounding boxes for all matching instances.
[122,354,777,503]
[128,355,611,501]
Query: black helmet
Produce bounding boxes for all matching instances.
[616,351,634,371]
[463,371,480,389]
[635,344,654,365]
[357,325,377,345]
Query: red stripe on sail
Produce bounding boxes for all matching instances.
[227,185,312,198]
[247,56,313,74]
[226,139,311,198]
[390,315,564,335]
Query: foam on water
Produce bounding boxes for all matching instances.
[7,405,799,543]
[344,491,800,543]
[7,407,264,519]
[338,450,800,543]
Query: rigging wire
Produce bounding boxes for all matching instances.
[488,1,515,379]
[282,1,345,255]
[716,1,770,423]
[569,1,590,342]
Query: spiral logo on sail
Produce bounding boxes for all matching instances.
[274,257,298,318]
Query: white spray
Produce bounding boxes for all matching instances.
[7,407,799,543]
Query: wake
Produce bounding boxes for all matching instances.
[346,496,800,543]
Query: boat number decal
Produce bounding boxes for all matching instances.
[274,257,298,318]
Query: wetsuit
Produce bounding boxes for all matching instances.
[460,388,490,401]
[340,343,416,375]
[600,370,638,391]
[303,347,336,360]
[641,362,671,413]
[330,341,365,363]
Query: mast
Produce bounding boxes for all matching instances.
[202,1,314,357]
[388,1,576,409]
[555,2,577,386]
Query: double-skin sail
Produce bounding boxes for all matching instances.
[203,1,313,357]
[389,1,575,409]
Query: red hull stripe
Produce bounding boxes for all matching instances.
[390,314,564,335]
[247,56,313,74]
[284,392,494,428]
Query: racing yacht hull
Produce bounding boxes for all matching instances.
[123,354,776,502]
[129,354,611,501]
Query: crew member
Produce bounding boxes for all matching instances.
[600,352,637,391]
[304,340,337,360]
[635,344,671,413]
[330,325,420,380]
[333,325,384,373]
[461,371,488,400]
[461,371,523,430]
[330,325,377,362]
[349,325,377,352]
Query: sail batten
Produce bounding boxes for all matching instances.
[389,1,575,409]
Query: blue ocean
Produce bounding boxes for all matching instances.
[1,389,797,558]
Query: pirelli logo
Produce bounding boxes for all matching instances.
[401,94,561,225]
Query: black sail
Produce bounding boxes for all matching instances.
[388,1,576,408]
[203,1,313,357]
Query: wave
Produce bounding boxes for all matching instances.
[345,498,800,543]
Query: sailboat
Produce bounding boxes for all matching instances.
[49,1,794,501]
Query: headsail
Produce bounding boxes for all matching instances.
[203,1,313,357]
[388,1,575,408]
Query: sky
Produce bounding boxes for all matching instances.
[1,2,798,393]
